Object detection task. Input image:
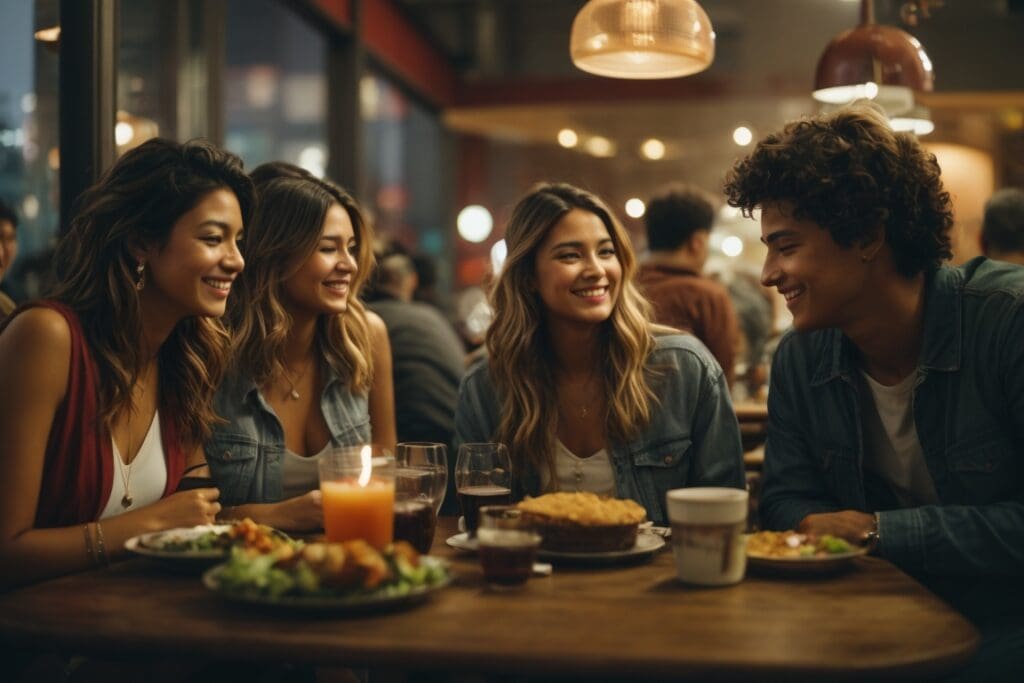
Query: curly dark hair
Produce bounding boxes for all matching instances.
[644,183,716,251]
[723,105,953,277]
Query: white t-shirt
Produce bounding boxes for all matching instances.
[101,411,167,519]
[539,439,616,497]
[859,371,939,508]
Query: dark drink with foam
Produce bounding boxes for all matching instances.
[477,505,541,589]
[478,534,539,586]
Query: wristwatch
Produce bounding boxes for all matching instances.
[863,512,881,553]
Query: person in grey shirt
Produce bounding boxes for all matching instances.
[367,250,465,513]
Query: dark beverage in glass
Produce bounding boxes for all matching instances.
[393,500,437,554]
[478,539,538,587]
[457,485,512,536]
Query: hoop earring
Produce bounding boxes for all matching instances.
[135,262,146,291]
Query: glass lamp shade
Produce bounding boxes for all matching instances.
[570,0,715,79]
[890,106,934,136]
[814,23,934,103]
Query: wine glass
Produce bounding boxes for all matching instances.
[394,442,448,553]
[455,442,512,537]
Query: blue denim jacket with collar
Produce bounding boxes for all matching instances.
[453,334,745,526]
[205,365,371,505]
[760,257,1024,577]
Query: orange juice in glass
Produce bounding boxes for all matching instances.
[318,445,395,550]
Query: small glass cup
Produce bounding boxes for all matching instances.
[318,445,395,550]
[477,505,541,590]
[393,442,448,553]
[455,442,512,537]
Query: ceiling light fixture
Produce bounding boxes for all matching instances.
[813,0,933,108]
[557,128,579,148]
[640,138,665,160]
[890,105,934,136]
[570,0,715,80]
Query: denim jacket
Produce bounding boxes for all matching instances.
[760,258,1024,577]
[205,365,371,505]
[453,334,745,526]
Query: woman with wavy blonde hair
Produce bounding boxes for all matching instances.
[207,166,395,531]
[454,182,743,525]
[0,138,253,588]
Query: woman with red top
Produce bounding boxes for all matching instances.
[0,138,253,588]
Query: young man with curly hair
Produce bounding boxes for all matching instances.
[725,105,1023,679]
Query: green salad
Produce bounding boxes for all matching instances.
[156,529,233,553]
[213,540,448,601]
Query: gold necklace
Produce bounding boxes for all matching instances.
[118,409,134,508]
[282,359,313,400]
[560,373,600,419]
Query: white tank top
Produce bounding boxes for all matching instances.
[281,442,333,500]
[540,439,616,497]
[100,411,167,519]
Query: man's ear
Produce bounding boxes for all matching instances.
[859,226,886,263]
[689,230,710,253]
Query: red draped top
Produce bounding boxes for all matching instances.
[1,301,185,527]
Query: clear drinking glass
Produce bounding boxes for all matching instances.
[318,445,395,550]
[455,442,512,537]
[478,505,541,590]
[393,442,449,553]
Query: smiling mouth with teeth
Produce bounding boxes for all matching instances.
[574,286,608,297]
[782,287,804,302]
[204,279,231,291]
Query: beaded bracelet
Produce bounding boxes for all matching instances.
[83,523,95,565]
[94,522,109,566]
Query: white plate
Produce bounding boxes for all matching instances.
[202,557,452,614]
[746,541,869,576]
[125,524,234,565]
[446,531,666,564]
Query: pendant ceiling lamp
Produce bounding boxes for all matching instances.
[570,0,715,80]
[813,0,933,108]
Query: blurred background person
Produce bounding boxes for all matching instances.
[637,183,739,384]
[365,245,465,512]
[980,188,1024,266]
[0,198,16,317]
[726,269,774,401]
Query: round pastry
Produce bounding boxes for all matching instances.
[516,492,646,553]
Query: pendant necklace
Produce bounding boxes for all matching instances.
[283,359,313,400]
[118,410,134,508]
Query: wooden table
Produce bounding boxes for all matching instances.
[0,518,979,681]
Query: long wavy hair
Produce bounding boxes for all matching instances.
[49,138,255,447]
[486,182,657,482]
[227,175,375,393]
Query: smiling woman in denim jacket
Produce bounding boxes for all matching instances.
[453,183,744,526]
[725,105,1024,680]
[206,166,395,532]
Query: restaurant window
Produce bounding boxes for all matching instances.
[224,0,328,176]
[118,0,220,153]
[0,0,60,299]
[361,70,449,306]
